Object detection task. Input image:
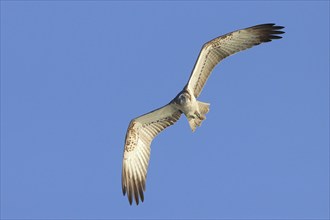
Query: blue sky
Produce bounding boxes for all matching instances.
[1,1,329,219]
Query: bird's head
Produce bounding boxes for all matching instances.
[175,91,191,105]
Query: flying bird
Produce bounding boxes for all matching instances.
[122,23,284,205]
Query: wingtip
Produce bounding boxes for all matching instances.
[252,23,285,30]
[270,35,283,39]
[265,23,276,26]
[270,24,285,31]
[122,183,127,196]
[274,25,285,29]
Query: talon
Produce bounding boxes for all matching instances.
[188,115,195,119]
[195,111,205,120]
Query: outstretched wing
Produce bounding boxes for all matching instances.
[187,23,285,98]
[122,103,182,205]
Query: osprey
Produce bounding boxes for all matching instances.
[122,23,284,205]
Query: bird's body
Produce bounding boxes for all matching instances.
[172,88,210,131]
[121,23,285,205]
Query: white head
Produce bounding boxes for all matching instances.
[176,91,191,105]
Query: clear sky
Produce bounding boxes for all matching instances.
[1,1,329,219]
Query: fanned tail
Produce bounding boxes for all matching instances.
[188,101,210,132]
[198,101,210,116]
